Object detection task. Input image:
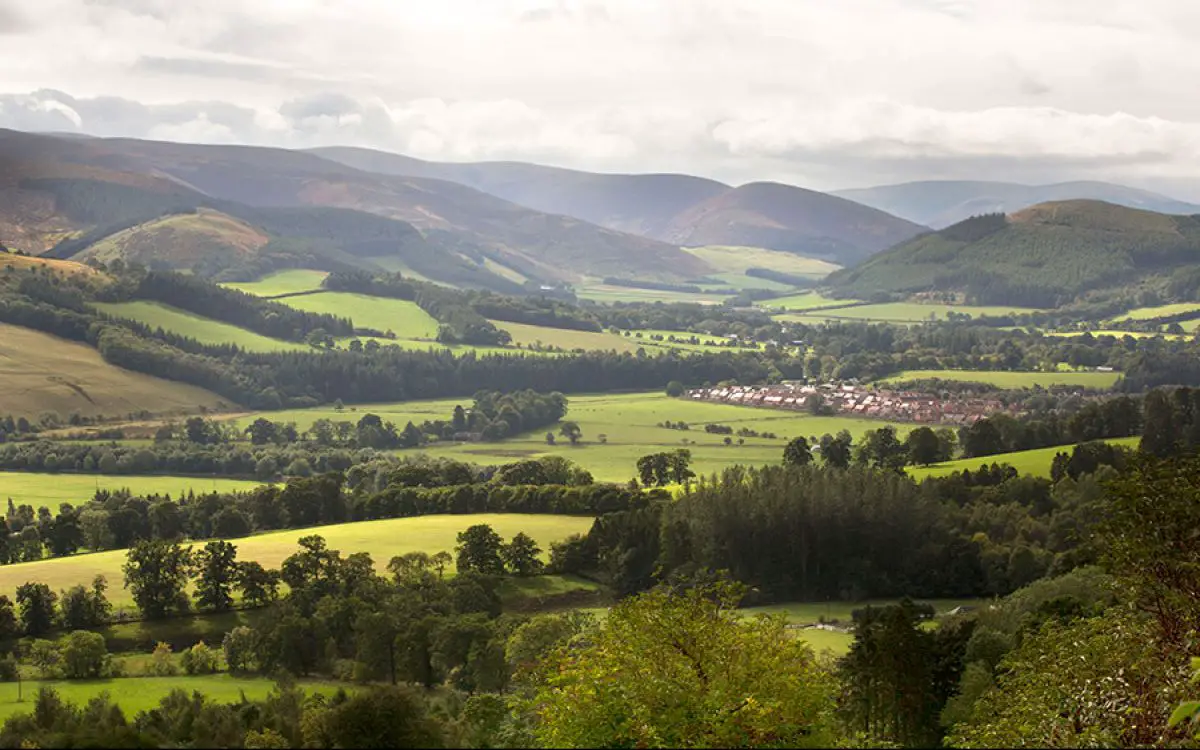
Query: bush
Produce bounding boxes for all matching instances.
[27,639,60,679]
[150,641,177,676]
[181,640,219,675]
[59,630,109,679]
[222,627,256,674]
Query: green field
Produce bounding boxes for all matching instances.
[278,292,440,339]
[0,514,593,607]
[876,369,1121,390]
[94,301,307,353]
[0,472,262,506]
[756,291,852,311]
[494,321,645,353]
[681,246,840,291]
[226,392,910,483]
[907,436,1141,479]
[420,392,911,482]
[221,270,329,297]
[574,284,728,305]
[779,301,1043,325]
[1046,330,1192,341]
[0,674,340,722]
[1113,301,1200,321]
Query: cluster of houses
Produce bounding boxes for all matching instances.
[686,382,1021,426]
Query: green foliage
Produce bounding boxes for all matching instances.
[15,582,57,636]
[150,641,177,676]
[123,539,193,619]
[181,640,219,675]
[501,533,544,576]
[59,630,110,679]
[222,627,257,674]
[524,582,836,748]
[783,436,813,466]
[456,524,506,576]
[192,540,239,612]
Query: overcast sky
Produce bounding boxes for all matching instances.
[3,0,1200,197]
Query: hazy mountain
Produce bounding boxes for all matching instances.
[828,200,1200,308]
[0,129,711,285]
[834,180,1200,229]
[310,146,926,265]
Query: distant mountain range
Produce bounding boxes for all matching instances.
[309,147,927,264]
[0,129,714,288]
[827,200,1200,307]
[833,180,1200,229]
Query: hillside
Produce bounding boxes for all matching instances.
[310,146,925,265]
[828,200,1200,307]
[657,182,925,263]
[0,322,231,418]
[75,209,270,275]
[835,179,1200,229]
[309,146,729,238]
[35,133,711,284]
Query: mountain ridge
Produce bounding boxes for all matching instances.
[834,179,1200,229]
[308,145,927,265]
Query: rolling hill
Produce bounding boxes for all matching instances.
[828,200,1200,307]
[0,322,231,418]
[0,129,713,285]
[835,180,1200,229]
[309,146,926,265]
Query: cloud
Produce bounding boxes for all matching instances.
[1,0,1199,197]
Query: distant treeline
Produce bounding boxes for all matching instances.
[744,267,818,288]
[601,277,738,295]
[0,459,656,566]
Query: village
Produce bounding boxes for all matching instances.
[686,382,1023,426]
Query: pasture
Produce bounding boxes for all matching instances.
[226,391,910,483]
[419,391,911,482]
[0,514,594,607]
[220,269,329,297]
[0,323,229,420]
[778,301,1044,325]
[94,301,307,353]
[682,246,840,290]
[876,369,1121,390]
[0,675,342,722]
[1113,301,1200,321]
[278,292,440,339]
[756,291,856,311]
[0,472,262,506]
[907,436,1141,480]
[574,283,728,305]
[494,321,646,353]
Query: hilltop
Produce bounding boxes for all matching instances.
[310,146,926,265]
[834,179,1200,229]
[0,130,711,286]
[827,199,1200,307]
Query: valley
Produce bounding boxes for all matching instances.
[1,125,1200,749]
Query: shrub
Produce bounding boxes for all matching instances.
[59,631,110,679]
[181,640,219,675]
[150,641,177,676]
[222,627,256,674]
[27,639,60,679]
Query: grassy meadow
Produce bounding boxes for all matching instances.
[494,321,646,353]
[222,391,910,483]
[876,369,1121,390]
[1113,301,1200,321]
[417,392,911,482]
[907,436,1141,480]
[0,323,230,420]
[756,291,853,311]
[0,472,262,506]
[574,283,729,305]
[94,301,308,353]
[221,269,329,297]
[0,674,343,722]
[777,301,1044,325]
[0,514,593,607]
[278,292,440,339]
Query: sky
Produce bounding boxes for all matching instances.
[2,0,1200,197]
